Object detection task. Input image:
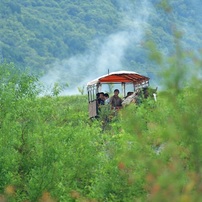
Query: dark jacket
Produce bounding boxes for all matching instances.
[110,95,122,108]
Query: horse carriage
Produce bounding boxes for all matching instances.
[87,70,151,118]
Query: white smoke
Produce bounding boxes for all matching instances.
[39,0,153,95]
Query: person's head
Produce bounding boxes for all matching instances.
[104,93,109,99]
[96,92,100,99]
[99,92,105,99]
[114,89,119,96]
[127,91,133,97]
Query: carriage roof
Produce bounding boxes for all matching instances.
[87,70,150,86]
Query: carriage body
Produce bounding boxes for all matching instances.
[87,71,150,118]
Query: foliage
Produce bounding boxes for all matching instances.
[0,62,103,201]
[0,0,202,83]
[51,82,69,97]
[0,0,120,71]
[116,83,202,201]
[77,85,85,95]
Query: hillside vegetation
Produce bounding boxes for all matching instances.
[0,0,120,70]
[0,0,202,81]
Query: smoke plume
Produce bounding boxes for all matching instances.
[39,0,152,95]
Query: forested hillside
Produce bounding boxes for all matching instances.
[0,0,120,69]
[0,0,202,93]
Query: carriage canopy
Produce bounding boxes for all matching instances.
[87,70,149,86]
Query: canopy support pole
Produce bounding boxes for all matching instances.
[122,82,126,97]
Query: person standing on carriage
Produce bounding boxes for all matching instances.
[109,89,123,110]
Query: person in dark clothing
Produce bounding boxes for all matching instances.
[109,89,123,110]
[97,92,105,106]
[96,92,100,99]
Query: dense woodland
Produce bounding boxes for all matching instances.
[0,0,202,89]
